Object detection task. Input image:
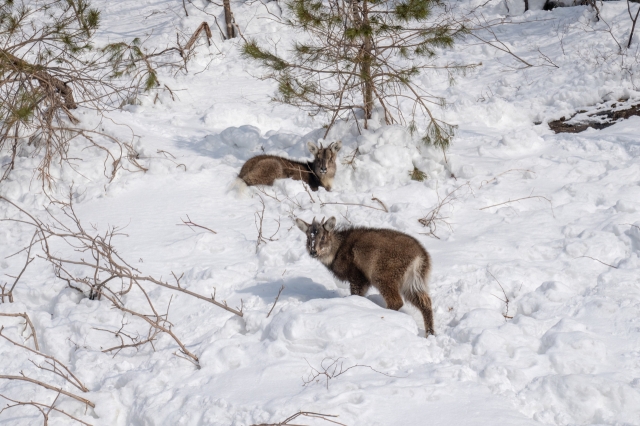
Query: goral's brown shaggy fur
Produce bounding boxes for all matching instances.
[238,141,341,191]
[296,217,434,336]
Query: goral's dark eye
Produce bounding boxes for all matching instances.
[321,236,325,242]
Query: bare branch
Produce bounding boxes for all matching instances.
[302,357,403,390]
[0,312,39,351]
[0,375,94,408]
[255,196,280,253]
[320,194,389,212]
[266,285,284,318]
[0,326,88,392]
[480,194,554,217]
[2,231,37,303]
[251,411,346,426]
[574,255,618,269]
[0,394,93,426]
[418,182,471,239]
[177,215,217,234]
[488,271,512,320]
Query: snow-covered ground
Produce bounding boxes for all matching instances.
[2,0,640,424]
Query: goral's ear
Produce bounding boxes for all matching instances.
[330,141,342,153]
[323,217,337,232]
[307,141,319,156]
[295,218,310,232]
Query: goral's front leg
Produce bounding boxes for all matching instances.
[349,275,370,297]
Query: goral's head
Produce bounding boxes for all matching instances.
[295,216,337,264]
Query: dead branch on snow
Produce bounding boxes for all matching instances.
[251,411,346,426]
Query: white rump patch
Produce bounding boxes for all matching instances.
[228,177,251,198]
[401,257,429,296]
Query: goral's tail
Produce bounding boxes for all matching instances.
[228,177,251,198]
[401,255,434,336]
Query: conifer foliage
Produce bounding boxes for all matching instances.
[0,0,189,187]
[243,0,469,150]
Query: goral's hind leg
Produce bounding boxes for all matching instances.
[241,159,281,186]
[405,291,434,336]
[371,269,404,311]
[379,284,404,311]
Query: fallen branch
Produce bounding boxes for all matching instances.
[251,411,346,426]
[0,375,94,408]
[184,22,213,50]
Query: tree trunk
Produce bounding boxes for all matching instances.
[524,0,529,12]
[362,37,374,120]
[355,0,373,122]
[223,0,236,39]
[628,0,640,49]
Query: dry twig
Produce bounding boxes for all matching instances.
[251,411,346,426]
[574,255,618,269]
[0,312,39,351]
[320,195,388,212]
[184,22,213,50]
[341,147,360,170]
[94,316,160,357]
[480,194,554,217]
[177,215,217,234]
[302,357,401,390]
[255,196,281,253]
[418,183,470,239]
[1,231,36,303]
[0,374,94,408]
[488,271,512,320]
[266,285,285,318]
[0,393,93,426]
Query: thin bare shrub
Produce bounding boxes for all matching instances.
[0,312,39,350]
[243,0,475,151]
[302,357,400,390]
[255,195,281,253]
[0,392,93,425]
[0,325,88,392]
[0,0,201,188]
[0,190,244,368]
[418,182,470,239]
